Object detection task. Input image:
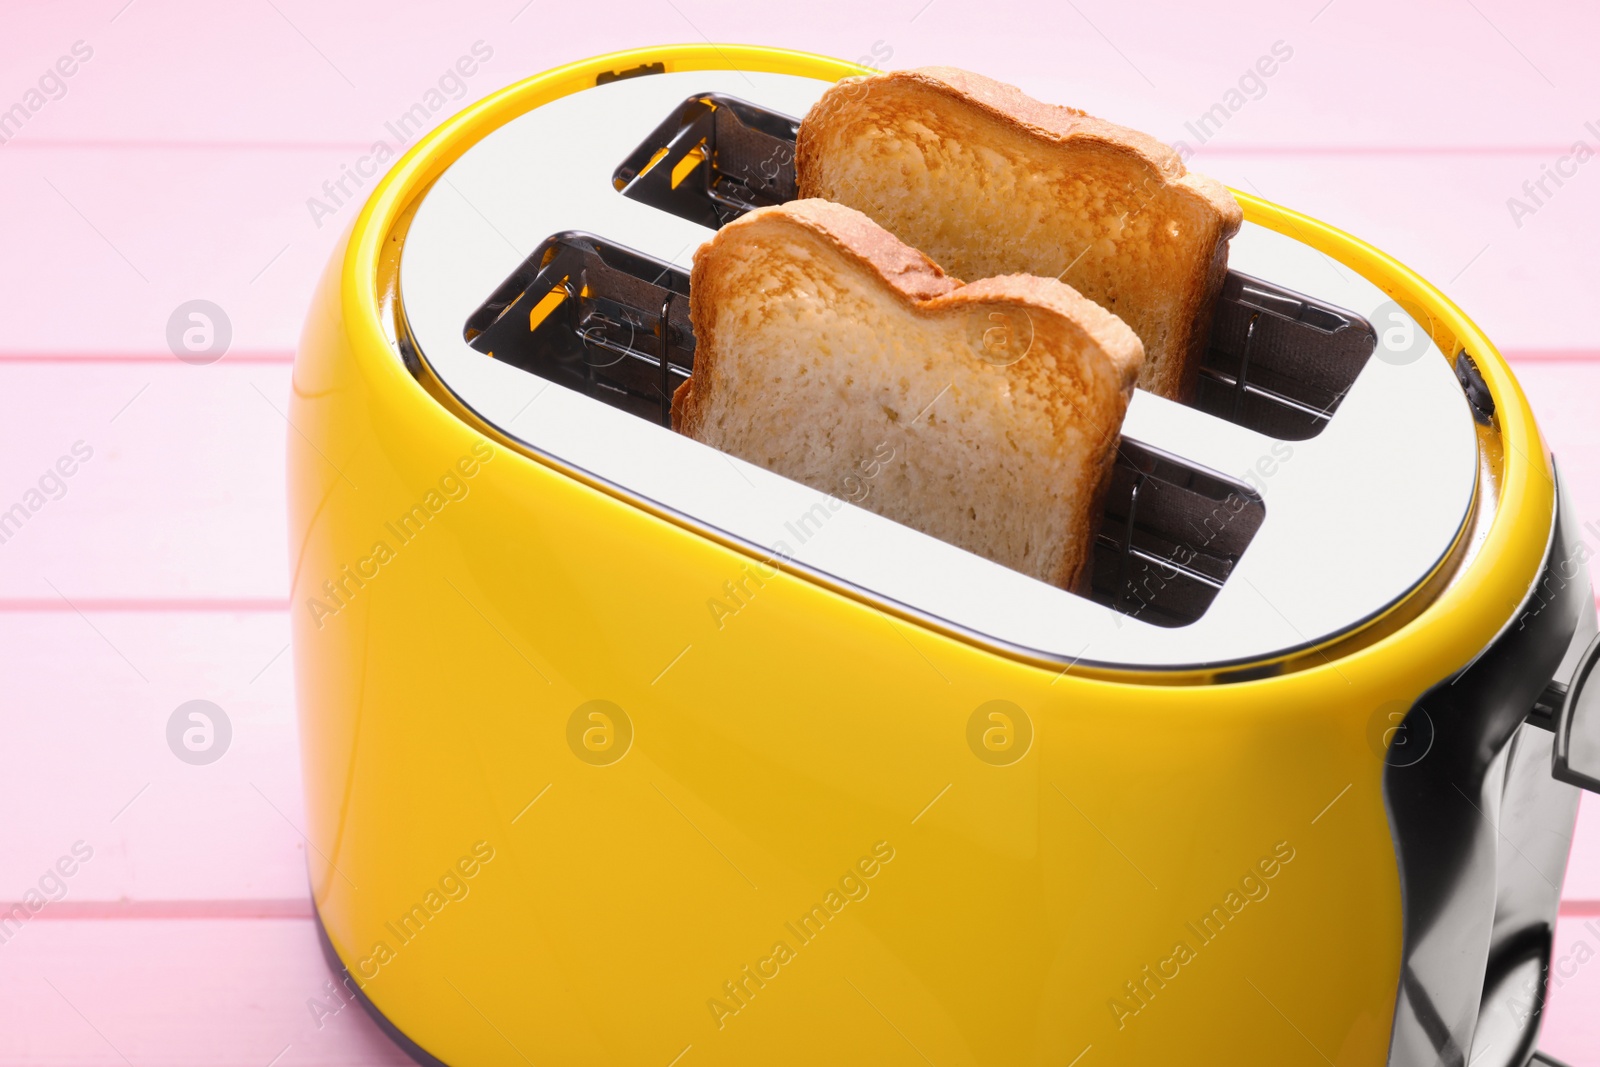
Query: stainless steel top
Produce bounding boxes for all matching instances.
[397,69,1480,670]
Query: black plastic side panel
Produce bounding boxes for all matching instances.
[1383,471,1590,1067]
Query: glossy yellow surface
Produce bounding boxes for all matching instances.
[290,44,1555,1067]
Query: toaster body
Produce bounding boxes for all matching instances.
[290,45,1599,1067]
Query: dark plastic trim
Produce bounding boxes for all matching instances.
[1554,632,1600,793]
[312,903,452,1067]
[1382,467,1591,1067]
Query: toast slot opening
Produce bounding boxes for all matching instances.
[463,232,692,426]
[1090,442,1265,628]
[613,92,801,228]
[463,232,1267,627]
[614,103,1372,441]
[1195,272,1376,440]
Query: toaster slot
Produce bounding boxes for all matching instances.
[465,234,1265,628]
[1090,442,1266,628]
[613,104,1374,443]
[613,92,800,228]
[1195,272,1376,440]
[464,232,692,426]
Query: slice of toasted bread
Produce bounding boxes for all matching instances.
[795,66,1241,400]
[673,198,1142,590]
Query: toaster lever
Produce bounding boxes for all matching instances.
[1553,632,1600,793]
[1527,679,1565,731]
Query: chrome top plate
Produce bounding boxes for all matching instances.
[398,69,1479,670]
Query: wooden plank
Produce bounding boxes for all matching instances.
[1517,364,1600,542]
[0,0,1596,1061]
[0,917,411,1066]
[0,363,291,598]
[0,148,349,353]
[1565,793,1600,902]
[0,612,307,901]
[0,909,1592,1064]
[1540,912,1600,1062]
[3,0,1595,148]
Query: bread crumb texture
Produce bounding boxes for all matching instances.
[678,200,1140,589]
[797,67,1241,399]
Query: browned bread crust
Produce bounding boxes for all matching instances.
[671,198,964,434]
[796,65,1242,400]
[674,199,1142,589]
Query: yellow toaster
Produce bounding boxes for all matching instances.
[289,44,1600,1067]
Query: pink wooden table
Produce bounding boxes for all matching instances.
[1,0,1596,1062]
